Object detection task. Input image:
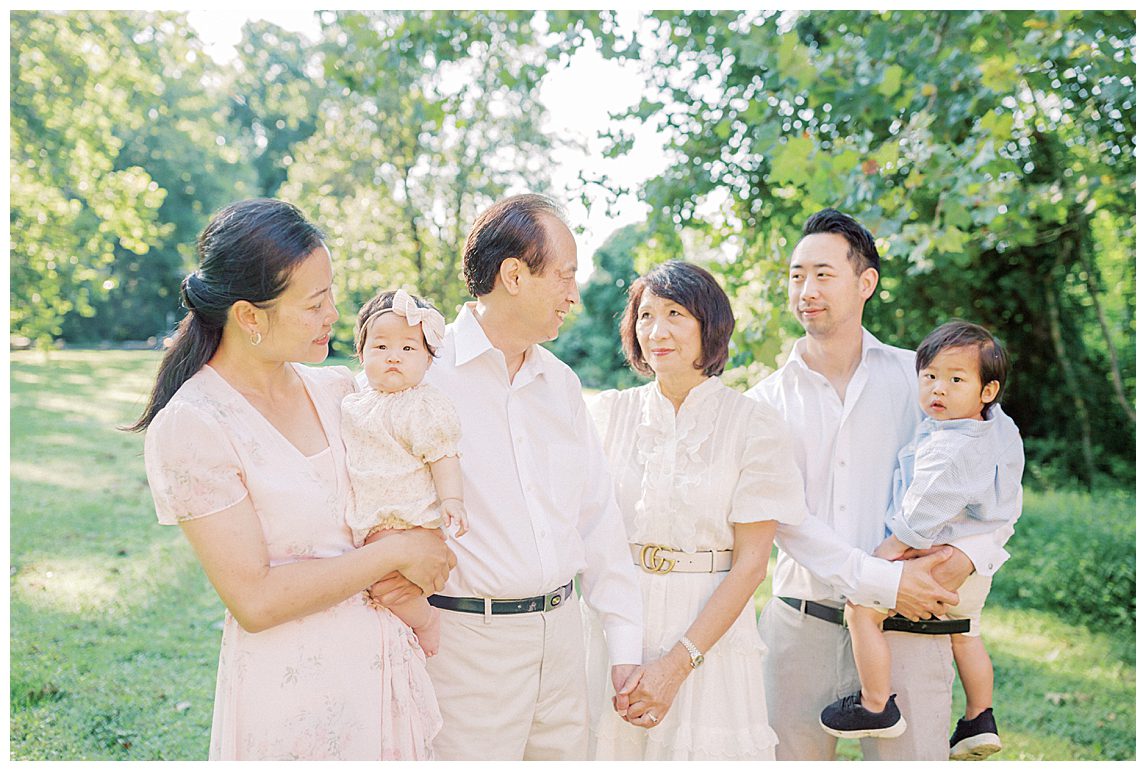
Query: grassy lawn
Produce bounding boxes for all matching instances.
[9,350,1137,760]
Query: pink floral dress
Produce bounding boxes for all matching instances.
[144,363,441,760]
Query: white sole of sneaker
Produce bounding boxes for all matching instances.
[819,715,907,739]
[950,732,1002,760]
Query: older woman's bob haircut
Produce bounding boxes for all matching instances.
[620,260,735,378]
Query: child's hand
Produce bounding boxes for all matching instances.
[873,534,910,561]
[413,606,441,657]
[440,498,469,537]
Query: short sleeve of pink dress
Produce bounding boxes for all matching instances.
[143,363,441,760]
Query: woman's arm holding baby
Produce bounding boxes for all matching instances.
[181,496,454,633]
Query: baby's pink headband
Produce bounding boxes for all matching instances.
[369,288,445,349]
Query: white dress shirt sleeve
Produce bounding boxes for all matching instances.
[570,383,644,666]
[775,517,903,609]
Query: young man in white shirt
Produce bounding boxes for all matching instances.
[420,194,644,760]
[747,209,1008,760]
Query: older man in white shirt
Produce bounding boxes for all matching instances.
[747,209,1015,761]
[421,194,643,760]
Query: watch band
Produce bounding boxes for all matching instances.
[679,636,704,668]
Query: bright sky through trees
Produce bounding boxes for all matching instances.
[186,9,669,278]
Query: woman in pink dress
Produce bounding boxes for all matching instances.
[133,199,455,760]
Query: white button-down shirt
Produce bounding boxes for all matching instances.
[746,329,1012,608]
[420,303,643,665]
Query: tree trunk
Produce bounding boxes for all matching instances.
[1075,214,1135,427]
[1042,274,1097,487]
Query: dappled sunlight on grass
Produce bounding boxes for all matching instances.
[9,351,1135,760]
[13,538,195,616]
[11,460,100,491]
[26,393,138,427]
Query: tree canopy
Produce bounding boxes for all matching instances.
[8,10,1134,486]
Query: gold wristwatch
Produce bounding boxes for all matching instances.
[679,636,704,669]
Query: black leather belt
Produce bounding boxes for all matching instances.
[428,581,574,615]
[778,596,971,635]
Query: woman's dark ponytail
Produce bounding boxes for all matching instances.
[128,199,324,431]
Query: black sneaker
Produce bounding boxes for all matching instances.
[949,707,1001,760]
[819,691,907,738]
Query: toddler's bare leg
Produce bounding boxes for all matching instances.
[952,633,994,719]
[845,603,893,712]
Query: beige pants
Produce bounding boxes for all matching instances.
[759,597,954,760]
[425,597,589,760]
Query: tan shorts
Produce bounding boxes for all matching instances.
[860,572,993,636]
[944,572,993,636]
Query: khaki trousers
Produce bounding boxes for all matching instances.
[425,597,589,760]
[759,597,954,761]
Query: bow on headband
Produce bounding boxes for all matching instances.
[384,288,446,350]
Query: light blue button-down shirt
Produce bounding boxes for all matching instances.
[887,405,1025,569]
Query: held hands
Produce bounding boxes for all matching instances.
[611,664,641,716]
[620,645,692,729]
[439,497,469,537]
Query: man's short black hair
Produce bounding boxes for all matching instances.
[916,319,1010,419]
[802,208,880,276]
[462,194,566,297]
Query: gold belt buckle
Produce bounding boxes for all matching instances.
[639,543,677,575]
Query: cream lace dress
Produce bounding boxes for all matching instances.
[585,377,806,760]
[341,383,461,546]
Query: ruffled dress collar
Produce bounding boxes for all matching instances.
[633,377,723,548]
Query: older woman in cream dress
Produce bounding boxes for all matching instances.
[585,260,806,760]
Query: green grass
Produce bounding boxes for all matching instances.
[9,350,1137,760]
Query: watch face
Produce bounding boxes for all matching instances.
[693,654,704,668]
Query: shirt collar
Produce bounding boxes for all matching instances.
[780,327,887,378]
[920,404,1000,438]
[649,374,723,411]
[451,302,496,368]
[450,302,549,383]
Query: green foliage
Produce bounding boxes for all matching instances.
[225,19,327,197]
[10,12,174,346]
[990,488,1135,648]
[11,11,256,346]
[547,223,649,390]
[283,10,564,354]
[588,10,1135,487]
[9,10,1135,489]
